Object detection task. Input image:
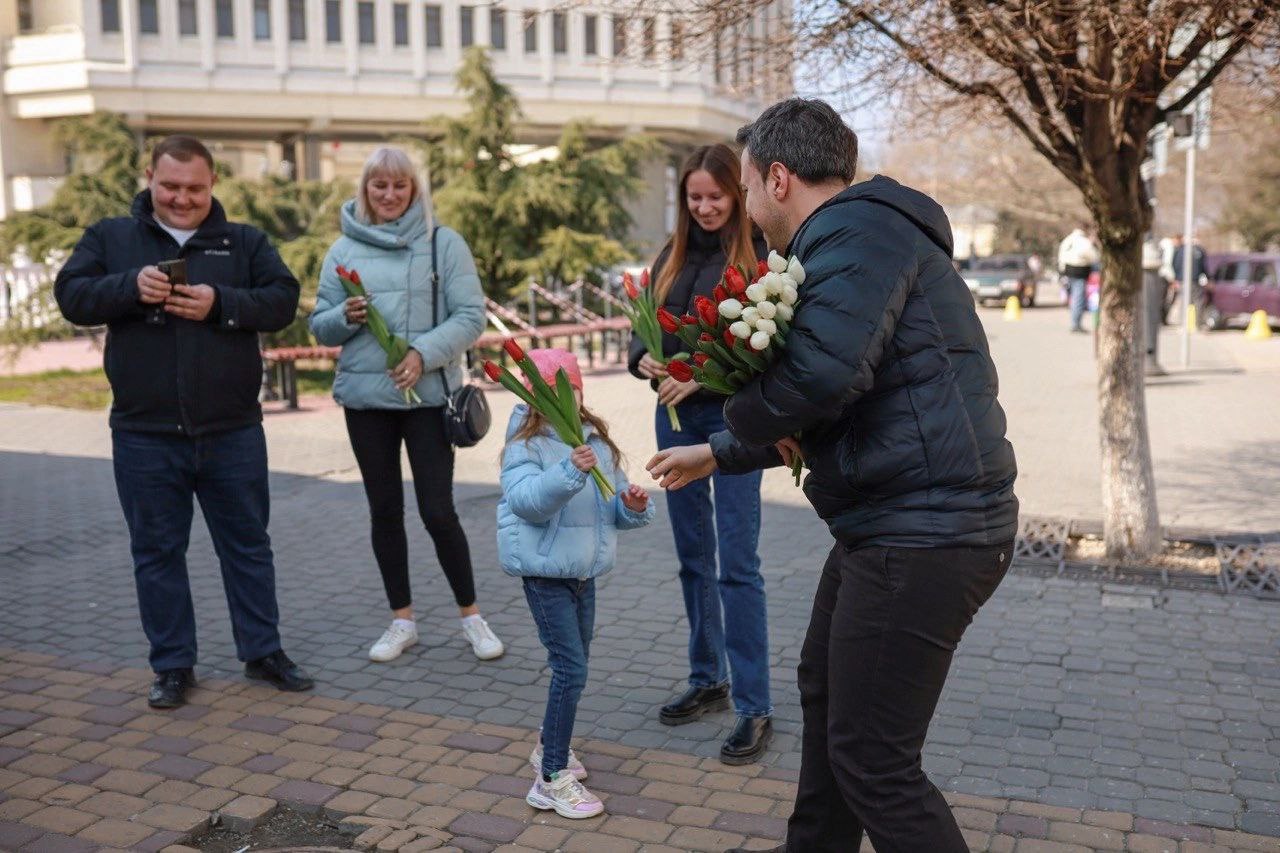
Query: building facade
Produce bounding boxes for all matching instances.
[0,0,791,254]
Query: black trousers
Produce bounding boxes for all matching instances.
[786,541,1012,852]
[344,407,476,610]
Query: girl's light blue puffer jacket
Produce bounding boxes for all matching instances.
[498,406,654,579]
[309,199,485,410]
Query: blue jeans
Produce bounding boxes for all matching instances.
[112,425,282,672]
[523,577,596,778]
[1067,276,1088,331]
[656,399,771,718]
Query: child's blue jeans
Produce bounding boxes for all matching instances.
[523,576,596,778]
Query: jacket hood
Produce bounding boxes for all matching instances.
[838,175,955,258]
[340,197,430,249]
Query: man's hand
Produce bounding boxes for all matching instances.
[390,348,423,391]
[163,284,216,321]
[137,266,172,305]
[775,436,802,468]
[657,377,699,407]
[620,484,650,513]
[646,444,717,491]
[570,444,599,473]
[638,353,668,380]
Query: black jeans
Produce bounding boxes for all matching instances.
[786,541,1012,852]
[344,407,475,610]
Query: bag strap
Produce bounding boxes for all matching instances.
[430,226,454,406]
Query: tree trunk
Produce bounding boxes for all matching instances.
[1095,230,1161,560]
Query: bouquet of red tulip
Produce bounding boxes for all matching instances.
[335,264,422,405]
[663,250,806,485]
[484,340,615,499]
[619,269,681,431]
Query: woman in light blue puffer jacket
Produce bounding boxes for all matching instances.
[309,146,504,666]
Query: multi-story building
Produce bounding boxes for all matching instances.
[0,0,791,253]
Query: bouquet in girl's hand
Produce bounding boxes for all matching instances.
[664,250,807,486]
[484,340,616,499]
[619,269,681,431]
[336,265,422,405]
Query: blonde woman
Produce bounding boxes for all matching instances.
[311,147,503,662]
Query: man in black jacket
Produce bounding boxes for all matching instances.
[648,100,1018,852]
[55,135,313,709]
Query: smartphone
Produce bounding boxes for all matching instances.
[147,259,187,325]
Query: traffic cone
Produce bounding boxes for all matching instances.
[1186,304,1197,330]
[1244,309,1273,340]
[1003,296,1022,321]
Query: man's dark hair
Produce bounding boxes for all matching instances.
[151,135,215,172]
[736,98,858,185]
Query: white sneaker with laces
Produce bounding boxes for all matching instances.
[529,742,587,780]
[369,621,418,662]
[526,770,604,819]
[461,616,504,660]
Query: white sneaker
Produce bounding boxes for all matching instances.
[529,742,587,780]
[526,770,604,819]
[369,621,418,662]
[461,617,504,660]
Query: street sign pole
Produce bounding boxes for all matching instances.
[1181,141,1195,369]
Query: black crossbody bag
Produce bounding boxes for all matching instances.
[430,226,491,447]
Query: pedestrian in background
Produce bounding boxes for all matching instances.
[310,146,504,664]
[54,135,313,709]
[1057,224,1099,333]
[1143,237,1167,376]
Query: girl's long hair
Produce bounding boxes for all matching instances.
[508,405,623,468]
[654,143,758,303]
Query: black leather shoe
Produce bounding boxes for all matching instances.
[245,650,314,692]
[720,716,772,765]
[659,684,730,726]
[725,846,785,853]
[148,668,195,709]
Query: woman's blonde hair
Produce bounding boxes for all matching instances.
[356,146,431,224]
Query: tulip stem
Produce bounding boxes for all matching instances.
[666,405,681,432]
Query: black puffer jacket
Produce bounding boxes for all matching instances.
[54,191,300,437]
[628,224,768,405]
[711,176,1018,548]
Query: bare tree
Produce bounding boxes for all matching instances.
[642,0,1280,559]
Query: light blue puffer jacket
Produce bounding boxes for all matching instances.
[498,406,654,579]
[309,199,485,410]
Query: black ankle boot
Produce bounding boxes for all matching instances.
[720,716,772,765]
[659,684,730,725]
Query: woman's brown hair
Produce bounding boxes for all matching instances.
[654,144,758,304]
[508,405,623,469]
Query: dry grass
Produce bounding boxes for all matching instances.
[1068,536,1219,576]
[0,369,111,410]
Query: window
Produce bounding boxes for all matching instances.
[489,8,505,49]
[178,0,198,35]
[522,11,537,53]
[552,12,566,54]
[288,0,306,41]
[17,0,33,32]
[139,0,159,34]
[425,5,442,47]
[460,6,473,47]
[1216,262,1241,283]
[583,14,597,56]
[641,16,655,58]
[393,3,409,45]
[1250,262,1278,286]
[254,0,271,40]
[216,0,234,37]
[612,16,626,57]
[101,0,121,33]
[358,2,375,43]
[325,0,341,42]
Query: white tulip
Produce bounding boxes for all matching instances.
[755,318,777,336]
[779,273,797,290]
[755,300,777,320]
[787,256,806,284]
[741,306,760,326]
[750,330,771,350]
[763,272,784,296]
[718,298,744,319]
[780,285,798,306]
[767,251,788,273]
[776,303,794,322]
[729,321,753,339]
[745,282,768,303]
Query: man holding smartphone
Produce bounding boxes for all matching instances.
[55,135,313,709]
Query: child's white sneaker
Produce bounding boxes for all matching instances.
[529,742,587,780]
[369,620,418,662]
[526,770,604,819]
[461,615,504,660]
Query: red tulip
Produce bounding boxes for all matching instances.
[695,296,719,327]
[640,268,651,289]
[724,266,747,296]
[757,260,769,279]
[657,308,681,334]
[336,264,348,278]
[622,272,638,300]
[350,269,362,286]
[484,361,502,382]
[667,359,694,382]
[694,353,709,367]
[682,313,699,326]
[723,328,737,348]
[699,332,713,342]
[503,338,526,362]
[713,284,729,303]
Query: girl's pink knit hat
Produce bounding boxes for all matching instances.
[523,348,583,393]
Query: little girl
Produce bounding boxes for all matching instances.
[497,349,654,819]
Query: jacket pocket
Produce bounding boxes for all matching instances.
[536,511,562,557]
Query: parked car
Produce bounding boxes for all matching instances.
[962,254,1038,307]
[1200,254,1280,331]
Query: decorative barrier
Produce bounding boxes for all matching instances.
[1215,539,1280,599]
[1012,515,1070,573]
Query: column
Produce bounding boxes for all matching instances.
[658,12,671,90]
[539,0,552,83]
[198,0,215,72]
[121,0,139,71]
[345,0,359,76]
[410,0,427,80]
[272,0,288,75]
